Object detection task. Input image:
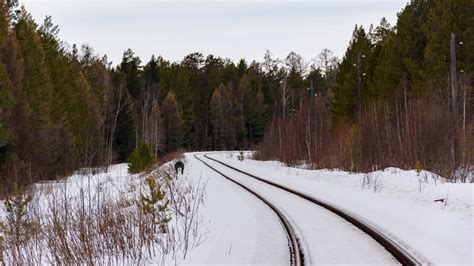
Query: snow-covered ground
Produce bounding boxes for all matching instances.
[207,152,474,265]
[0,154,291,265]
[198,153,398,265]
[182,153,290,264]
[0,160,210,264]
[1,151,472,265]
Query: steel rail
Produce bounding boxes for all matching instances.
[194,153,303,266]
[203,153,422,266]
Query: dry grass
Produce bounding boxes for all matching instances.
[0,163,206,265]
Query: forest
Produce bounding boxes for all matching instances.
[0,0,472,195]
[257,0,473,180]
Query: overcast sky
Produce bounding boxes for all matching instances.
[20,0,408,65]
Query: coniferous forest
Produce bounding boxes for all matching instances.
[0,0,472,195]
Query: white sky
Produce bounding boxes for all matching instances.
[20,0,408,65]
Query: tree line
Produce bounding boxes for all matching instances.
[257,0,473,180]
[0,1,320,192]
[0,0,472,194]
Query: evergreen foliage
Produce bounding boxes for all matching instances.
[0,0,472,190]
[1,185,37,246]
[127,143,155,174]
[257,1,473,177]
[141,177,170,231]
[415,160,423,176]
[162,91,183,152]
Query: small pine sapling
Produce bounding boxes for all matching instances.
[141,177,170,233]
[415,160,423,176]
[2,186,35,247]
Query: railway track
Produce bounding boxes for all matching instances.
[200,153,422,266]
[194,154,304,266]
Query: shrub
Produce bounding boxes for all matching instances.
[1,185,38,263]
[142,177,170,232]
[415,160,423,176]
[128,144,156,174]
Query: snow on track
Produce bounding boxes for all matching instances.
[194,153,302,266]
[198,153,399,265]
[208,152,473,265]
[182,153,290,265]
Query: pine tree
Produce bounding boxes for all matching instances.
[243,70,267,144]
[367,19,400,106]
[3,185,35,247]
[161,91,183,152]
[141,177,170,232]
[210,83,236,150]
[127,143,155,174]
[140,56,162,153]
[394,0,435,95]
[120,48,142,99]
[79,44,115,167]
[113,88,136,161]
[0,2,13,153]
[0,64,13,152]
[15,8,55,174]
[423,0,474,98]
[1,31,30,178]
[39,16,79,172]
[331,25,371,127]
[210,85,226,149]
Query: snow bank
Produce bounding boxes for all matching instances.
[210,152,474,265]
[0,159,207,265]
